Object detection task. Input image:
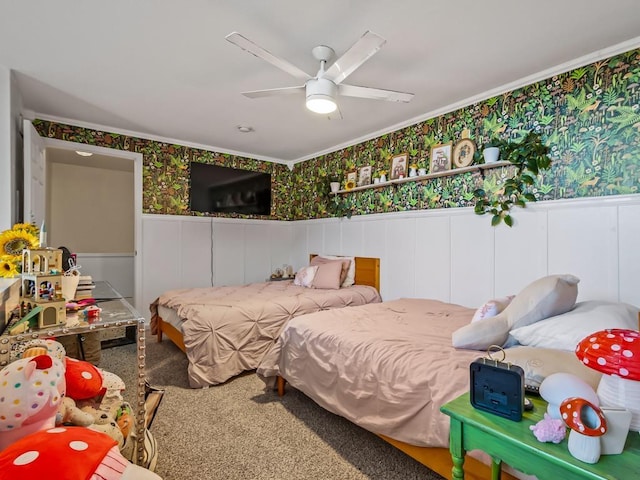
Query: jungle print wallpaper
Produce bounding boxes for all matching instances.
[33,120,293,219]
[34,47,640,221]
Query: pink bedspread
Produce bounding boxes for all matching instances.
[150,281,381,387]
[258,298,479,447]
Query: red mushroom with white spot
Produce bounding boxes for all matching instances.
[0,426,162,479]
[560,397,607,463]
[575,329,640,431]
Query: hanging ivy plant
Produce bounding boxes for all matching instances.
[327,193,354,219]
[473,131,552,227]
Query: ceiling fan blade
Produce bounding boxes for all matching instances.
[323,31,386,85]
[226,32,312,82]
[327,106,343,121]
[242,85,305,99]
[338,84,414,103]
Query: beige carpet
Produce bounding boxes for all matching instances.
[101,332,445,480]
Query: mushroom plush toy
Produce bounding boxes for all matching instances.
[0,354,162,480]
[560,397,607,464]
[0,426,161,480]
[575,329,640,431]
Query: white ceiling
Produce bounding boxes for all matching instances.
[2,1,639,164]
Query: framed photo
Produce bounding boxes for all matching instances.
[430,143,453,173]
[345,171,357,189]
[390,153,408,180]
[357,165,372,186]
[452,138,477,168]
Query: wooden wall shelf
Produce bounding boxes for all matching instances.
[332,161,511,195]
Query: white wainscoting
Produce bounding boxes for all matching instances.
[139,195,640,321]
[75,253,135,299]
[141,215,292,320]
[291,194,640,309]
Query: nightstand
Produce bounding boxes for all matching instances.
[440,392,640,480]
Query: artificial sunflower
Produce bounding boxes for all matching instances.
[345,180,356,191]
[0,228,39,256]
[0,255,19,278]
[11,222,39,236]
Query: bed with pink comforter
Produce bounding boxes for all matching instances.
[150,280,381,387]
[258,297,479,447]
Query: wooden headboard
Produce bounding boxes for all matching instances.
[309,254,380,292]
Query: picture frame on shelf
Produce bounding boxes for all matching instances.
[452,138,477,168]
[390,153,408,180]
[345,171,357,190]
[357,165,372,186]
[430,143,453,173]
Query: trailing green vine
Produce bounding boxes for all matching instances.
[473,131,552,227]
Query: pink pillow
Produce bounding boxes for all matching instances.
[309,256,349,286]
[293,266,318,288]
[312,261,343,290]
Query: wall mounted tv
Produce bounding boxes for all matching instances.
[190,162,272,216]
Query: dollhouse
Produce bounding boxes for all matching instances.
[19,248,66,329]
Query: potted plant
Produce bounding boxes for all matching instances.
[328,174,341,193]
[473,131,552,227]
[481,137,503,164]
[378,170,388,182]
[409,163,418,177]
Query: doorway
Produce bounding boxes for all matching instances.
[24,121,143,311]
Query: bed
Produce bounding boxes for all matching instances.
[150,255,381,388]
[258,274,639,480]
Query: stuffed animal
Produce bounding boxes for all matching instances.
[530,413,567,443]
[115,403,135,439]
[56,396,95,427]
[0,426,162,479]
[0,354,65,451]
[64,356,104,400]
[88,411,125,449]
[20,338,67,362]
[0,356,162,479]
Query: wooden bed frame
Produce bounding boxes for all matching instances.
[155,255,381,353]
[276,377,517,480]
[273,257,518,480]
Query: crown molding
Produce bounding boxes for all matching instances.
[22,110,289,166]
[288,36,640,166]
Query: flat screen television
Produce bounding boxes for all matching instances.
[189,162,271,215]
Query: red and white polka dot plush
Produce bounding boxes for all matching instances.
[64,357,104,400]
[576,329,640,431]
[0,356,162,479]
[0,426,161,480]
[0,354,65,451]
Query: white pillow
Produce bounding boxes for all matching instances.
[316,255,355,287]
[510,300,639,351]
[452,274,580,350]
[293,266,318,288]
[504,346,602,390]
[471,295,514,322]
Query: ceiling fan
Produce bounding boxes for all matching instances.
[225,30,414,116]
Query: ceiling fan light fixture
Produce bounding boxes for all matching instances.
[306,95,337,114]
[305,78,337,114]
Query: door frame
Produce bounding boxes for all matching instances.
[40,137,143,311]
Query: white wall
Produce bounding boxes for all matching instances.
[140,215,292,320]
[0,69,23,230]
[138,195,640,320]
[75,253,135,299]
[47,160,134,253]
[291,195,640,308]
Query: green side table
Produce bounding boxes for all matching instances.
[440,392,640,480]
